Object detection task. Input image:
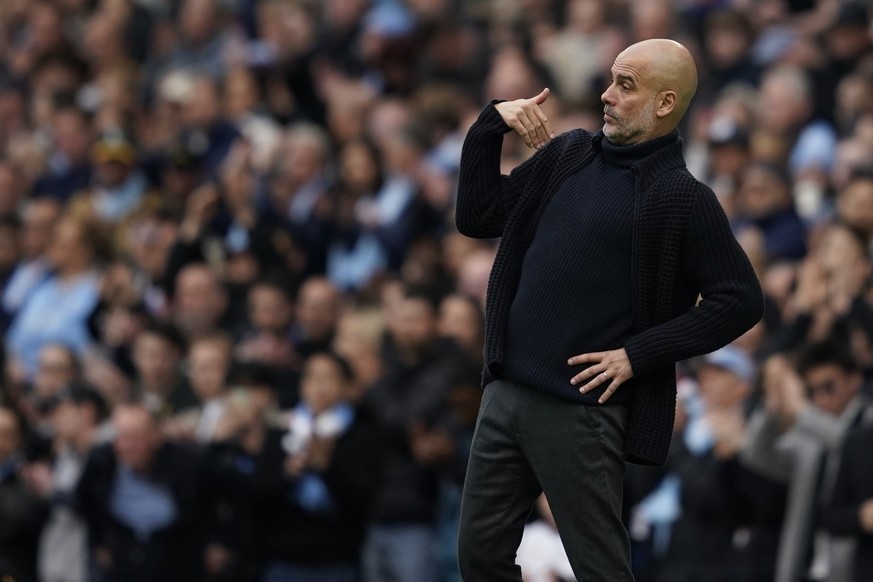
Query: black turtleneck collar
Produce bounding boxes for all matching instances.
[594,129,680,168]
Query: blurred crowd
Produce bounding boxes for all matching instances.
[1,0,873,581]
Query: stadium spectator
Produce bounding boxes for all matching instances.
[743,341,873,582]
[6,216,106,379]
[76,403,223,582]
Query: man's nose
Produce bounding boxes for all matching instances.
[601,86,614,105]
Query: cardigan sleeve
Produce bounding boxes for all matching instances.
[455,102,546,239]
[624,182,765,376]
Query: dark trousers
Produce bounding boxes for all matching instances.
[457,379,634,582]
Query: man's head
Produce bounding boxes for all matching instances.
[34,343,80,401]
[20,197,61,260]
[48,384,107,443]
[173,263,228,337]
[295,277,340,345]
[838,170,873,238]
[187,331,232,402]
[132,322,185,389]
[300,351,353,415]
[112,404,163,474]
[248,280,293,335]
[601,39,698,145]
[797,340,863,417]
[697,346,754,410]
[391,286,441,357]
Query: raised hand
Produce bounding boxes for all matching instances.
[495,88,556,149]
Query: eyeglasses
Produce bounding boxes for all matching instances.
[807,379,837,398]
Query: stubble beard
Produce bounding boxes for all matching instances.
[603,96,659,146]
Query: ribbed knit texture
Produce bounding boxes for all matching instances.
[503,132,679,404]
[456,102,764,466]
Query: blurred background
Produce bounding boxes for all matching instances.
[1,0,873,581]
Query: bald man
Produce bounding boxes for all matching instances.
[455,39,764,581]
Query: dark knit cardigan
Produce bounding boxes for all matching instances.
[456,103,764,466]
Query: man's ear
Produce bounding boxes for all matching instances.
[656,91,677,118]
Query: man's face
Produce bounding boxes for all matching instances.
[133,333,180,385]
[113,408,161,473]
[804,363,860,417]
[296,281,338,342]
[601,53,661,145]
[697,365,749,410]
[300,355,345,416]
[188,341,230,401]
[34,345,78,399]
[392,297,437,353]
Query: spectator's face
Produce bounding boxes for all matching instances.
[296,280,339,343]
[484,49,539,103]
[223,68,259,118]
[758,74,810,134]
[333,311,382,392]
[705,25,750,69]
[132,333,181,387]
[53,109,92,164]
[804,364,861,417]
[113,407,161,473]
[21,199,60,259]
[438,295,482,354]
[34,345,78,400]
[174,267,227,336]
[0,409,21,463]
[126,217,177,279]
[180,0,217,45]
[300,354,345,415]
[392,297,437,353]
[181,78,220,129]
[697,365,749,409]
[281,137,325,186]
[187,341,229,401]
[29,2,64,55]
[94,159,132,188]
[813,224,865,275]
[736,165,789,219]
[248,285,292,334]
[339,141,379,194]
[838,178,873,235]
[50,401,92,442]
[47,219,89,273]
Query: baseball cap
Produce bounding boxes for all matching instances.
[702,346,755,383]
[708,116,749,148]
[91,128,136,166]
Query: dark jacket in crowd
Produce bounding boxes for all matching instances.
[76,442,217,582]
[825,425,873,582]
[660,438,786,582]
[0,459,46,582]
[455,102,764,466]
[212,419,382,571]
[363,336,469,523]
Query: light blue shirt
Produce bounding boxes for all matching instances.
[110,465,178,542]
[6,271,100,377]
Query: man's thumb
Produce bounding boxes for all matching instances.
[532,87,550,104]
